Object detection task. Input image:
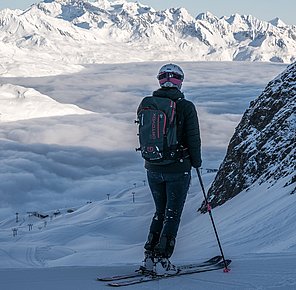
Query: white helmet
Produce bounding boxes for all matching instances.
[157,63,184,89]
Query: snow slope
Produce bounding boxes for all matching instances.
[0,84,93,122]
[0,171,295,289]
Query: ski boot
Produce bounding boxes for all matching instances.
[137,251,157,274]
[154,257,178,275]
[143,251,156,271]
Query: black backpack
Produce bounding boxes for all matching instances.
[136,96,179,165]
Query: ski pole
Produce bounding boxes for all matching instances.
[196,168,230,272]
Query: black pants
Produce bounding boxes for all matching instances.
[146,170,191,256]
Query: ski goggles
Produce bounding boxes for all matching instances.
[157,72,184,86]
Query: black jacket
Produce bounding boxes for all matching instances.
[143,87,202,173]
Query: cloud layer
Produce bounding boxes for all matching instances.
[0,61,287,219]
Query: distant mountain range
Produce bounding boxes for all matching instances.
[0,0,295,71]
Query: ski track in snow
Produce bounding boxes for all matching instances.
[26,247,43,267]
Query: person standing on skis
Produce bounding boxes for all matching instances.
[137,63,202,273]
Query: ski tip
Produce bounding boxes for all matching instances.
[208,255,223,263]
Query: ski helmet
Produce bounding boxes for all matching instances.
[157,63,184,89]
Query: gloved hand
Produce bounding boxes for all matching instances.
[192,158,202,169]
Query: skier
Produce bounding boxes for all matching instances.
[138,63,202,274]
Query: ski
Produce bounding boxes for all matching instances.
[97,255,223,282]
[107,259,231,287]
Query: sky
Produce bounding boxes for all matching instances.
[0,0,295,25]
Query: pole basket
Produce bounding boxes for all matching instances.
[223,267,231,273]
[207,203,212,212]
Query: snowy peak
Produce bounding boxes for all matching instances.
[196,11,215,19]
[269,17,287,27]
[199,62,296,212]
[37,0,154,19]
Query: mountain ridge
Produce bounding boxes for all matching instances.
[0,0,295,77]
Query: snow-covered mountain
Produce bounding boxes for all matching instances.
[200,62,296,212]
[0,84,93,122]
[0,0,295,77]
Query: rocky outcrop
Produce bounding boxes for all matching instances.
[199,62,296,212]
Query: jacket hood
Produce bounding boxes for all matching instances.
[152,87,185,101]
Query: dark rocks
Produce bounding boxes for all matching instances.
[199,62,296,213]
